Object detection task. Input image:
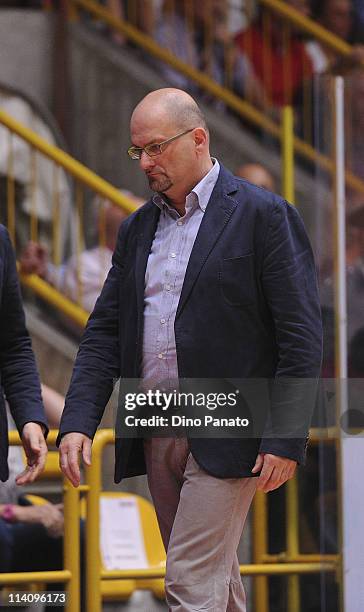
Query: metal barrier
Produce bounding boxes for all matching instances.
[84,429,339,612]
[2,431,82,612]
[3,429,340,612]
[0,108,140,326]
[252,435,341,612]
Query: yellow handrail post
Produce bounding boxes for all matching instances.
[6,131,15,245]
[252,491,269,612]
[63,478,81,612]
[282,106,295,203]
[286,477,300,612]
[84,429,115,612]
[85,448,101,612]
[85,430,114,612]
[282,104,300,612]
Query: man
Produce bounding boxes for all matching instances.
[59,88,322,611]
[235,162,276,192]
[0,224,48,486]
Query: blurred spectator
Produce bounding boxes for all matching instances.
[352,0,364,41]
[0,88,73,256]
[320,209,364,342]
[104,0,158,45]
[306,0,364,73]
[320,306,335,378]
[154,0,261,103]
[235,162,276,191]
[235,0,313,107]
[20,195,143,313]
[349,326,364,375]
[0,388,79,612]
[346,68,364,183]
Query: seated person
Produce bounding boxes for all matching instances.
[20,195,143,313]
[0,385,67,611]
[235,0,313,107]
[235,162,276,192]
[307,0,364,74]
[154,0,260,104]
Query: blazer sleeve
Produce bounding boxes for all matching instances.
[258,200,323,464]
[0,227,47,436]
[57,220,128,443]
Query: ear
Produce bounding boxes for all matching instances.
[193,127,208,152]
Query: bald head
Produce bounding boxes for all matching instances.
[129,89,213,213]
[131,88,208,135]
[236,163,276,192]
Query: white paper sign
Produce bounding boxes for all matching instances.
[100,497,149,570]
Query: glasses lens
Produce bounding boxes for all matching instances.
[145,144,162,157]
[128,147,142,160]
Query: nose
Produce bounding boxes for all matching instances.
[139,150,155,171]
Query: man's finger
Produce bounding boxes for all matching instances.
[82,438,92,467]
[18,429,47,484]
[15,464,37,485]
[264,463,297,493]
[59,433,93,487]
[67,448,81,487]
[251,453,264,474]
[60,447,80,487]
[256,462,274,491]
[59,448,75,486]
[260,467,283,493]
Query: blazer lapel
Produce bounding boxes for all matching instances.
[176,168,239,319]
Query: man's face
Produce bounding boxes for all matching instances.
[321,0,352,39]
[130,116,197,198]
[287,0,310,17]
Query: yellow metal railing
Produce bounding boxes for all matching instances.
[252,435,341,612]
[0,109,136,215]
[250,111,341,612]
[3,431,81,612]
[4,429,340,612]
[84,430,338,612]
[260,0,355,58]
[0,108,139,326]
[62,0,364,201]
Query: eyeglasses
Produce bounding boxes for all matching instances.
[127,128,195,160]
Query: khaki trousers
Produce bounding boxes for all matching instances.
[143,438,257,612]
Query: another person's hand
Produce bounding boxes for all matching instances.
[16,422,48,485]
[59,432,92,487]
[13,503,64,538]
[251,453,297,493]
[19,241,48,277]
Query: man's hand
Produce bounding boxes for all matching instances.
[59,432,92,487]
[16,422,48,485]
[19,241,48,277]
[251,453,297,493]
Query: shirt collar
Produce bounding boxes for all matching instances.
[152,158,220,214]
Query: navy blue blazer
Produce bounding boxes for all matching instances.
[59,165,322,481]
[0,225,47,482]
